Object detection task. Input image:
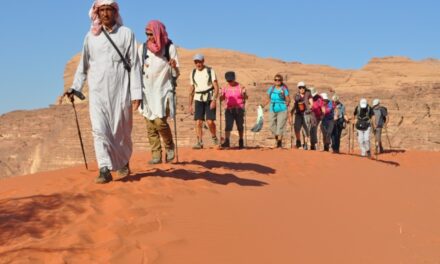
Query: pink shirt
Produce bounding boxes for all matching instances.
[311,96,324,120]
[221,83,245,109]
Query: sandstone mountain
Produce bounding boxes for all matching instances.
[1,48,439,178]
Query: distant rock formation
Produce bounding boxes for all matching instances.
[1,48,439,178]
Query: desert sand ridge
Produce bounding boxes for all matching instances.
[0,47,439,178]
[1,149,440,263]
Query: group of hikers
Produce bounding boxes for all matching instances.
[260,78,389,157]
[65,0,389,184]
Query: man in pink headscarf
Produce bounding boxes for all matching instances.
[138,20,180,164]
[68,0,142,183]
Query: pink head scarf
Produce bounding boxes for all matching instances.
[146,20,170,54]
[89,0,123,36]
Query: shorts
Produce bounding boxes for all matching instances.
[294,113,311,137]
[225,108,244,132]
[194,100,216,121]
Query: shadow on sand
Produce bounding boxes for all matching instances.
[121,168,268,187]
[0,193,88,247]
[337,152,400,167]
[180,160,276,174]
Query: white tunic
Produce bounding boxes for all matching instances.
[71,25,142,170]
[138,43,179,120]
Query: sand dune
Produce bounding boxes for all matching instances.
[1,148,439,263]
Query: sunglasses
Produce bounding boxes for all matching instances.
[298,86,306,89]
[146,33,153,36]
[274,79,282,81]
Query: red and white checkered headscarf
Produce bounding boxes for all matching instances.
[89,0,123,36]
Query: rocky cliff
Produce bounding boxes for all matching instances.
[1,48,439,178]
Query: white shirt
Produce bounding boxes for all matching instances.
[138,43,179,120]
[190,67,217,102]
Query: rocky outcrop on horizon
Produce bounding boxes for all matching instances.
[1,48,439,178]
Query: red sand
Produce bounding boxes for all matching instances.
[1,148,440,263]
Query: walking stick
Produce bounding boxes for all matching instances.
[171,69,179,163]
[372,127,378,160]
[351,123,355,154]
[63,89,88,170]
[385,125,393,150]
[219,95,223,146]
[347,122,351,154]
[290,118,293,149]
[244,98,247,148]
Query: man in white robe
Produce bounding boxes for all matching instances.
[138,20,179,164]
[68,0,142,183]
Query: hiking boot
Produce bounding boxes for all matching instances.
[166,149,175,163]
[303,144,308,150]
[212,137,219,145]
[296,140,301,149]
[148,158,162,165]
[324,144,330,152]
[366,150,371,158]
[310,144,316,150]
[379,143,384,153]
[238,139,244,149]
[221,138,230,148]
[192,141,203,149]
[277,140,282,148]
[96,167,112,184]
[116,163,130,179]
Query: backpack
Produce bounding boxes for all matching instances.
[374,106,388,128]
[295,92,309,113]
[356,105,371,130]
[269,85,288,112]
[269,85,288,101]
[141,40,173,75]
[192,67,212,88]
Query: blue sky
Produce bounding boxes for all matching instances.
[0,0,438,114]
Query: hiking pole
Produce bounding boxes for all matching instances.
[385,125,393,150]
[347,122,351,154]
[372,127,378,160]
[219,96,223,146]
[171,68,179,163]
[63,89,88,170]
[351,123,355,154]
[244,99,247,148]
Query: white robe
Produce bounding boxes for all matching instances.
[138,43,179,120]
[71,25,142,170]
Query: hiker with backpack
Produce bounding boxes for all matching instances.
[309,87,323,150]
[188,54,220,149]
[331,95,348,153]
[67,0,142,183]
[219,71,248,149]
[371,98,388,153]
[138,20,179,164]
[320,93,335,152]
[289,81,312,149]
[353,98,374,157]
[261,74,291,148]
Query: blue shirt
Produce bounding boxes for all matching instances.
[267,86,289,113]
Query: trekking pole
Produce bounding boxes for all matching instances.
[385,125,393,150]
[244,99,247,147]
[63,89,88,170]
[347,122,351,154]
[290,120,293,149]
[219,96,223,146]
[170,68,179,163]
[351,123,355,154]
[372,127,378,160]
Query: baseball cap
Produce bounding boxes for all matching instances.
[193,53,204,61]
